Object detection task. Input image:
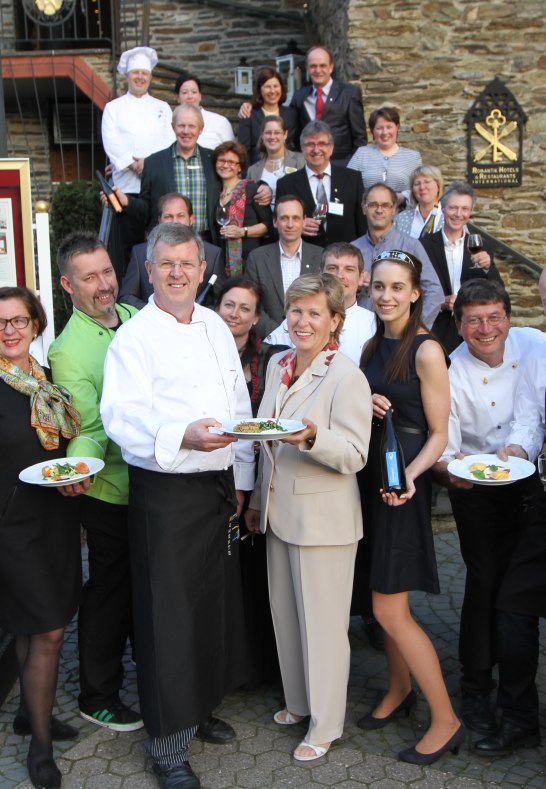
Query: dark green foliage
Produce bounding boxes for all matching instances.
[49,180,102,334]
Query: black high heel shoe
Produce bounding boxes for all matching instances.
[357,689,416,730]
[27,755,62,789]
[398,722,465,765]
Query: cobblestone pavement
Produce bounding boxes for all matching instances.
[1,526,544,789]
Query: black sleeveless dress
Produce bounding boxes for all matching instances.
[0,377,82,634]
[358,334,440,594]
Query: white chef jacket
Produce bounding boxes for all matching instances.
[100,298,254,489]
[198,108,235,150]
[441,327,546,461]
[264,301,376,367]
[101,92,175,193]
[506,344,546,462]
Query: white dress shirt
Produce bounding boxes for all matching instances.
[442,228,466,293]
[101,92,175,193]
[198,107,235,150]
[506,344,546,461]
[441,327,546,461]
[279,241,303,294]
[410,206,443,238]
[101,299,255,489]
[304,78,333,121]
[305,164,332,204]
[264,301,376,367]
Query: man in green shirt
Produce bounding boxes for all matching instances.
[49,233,142,731]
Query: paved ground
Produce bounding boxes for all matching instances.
[1,513,545,789]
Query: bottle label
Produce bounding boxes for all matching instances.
[386,451,400,488]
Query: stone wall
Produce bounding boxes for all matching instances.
[310,0,546,267]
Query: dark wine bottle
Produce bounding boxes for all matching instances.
[95,170,123,213]
[380,408,407,494]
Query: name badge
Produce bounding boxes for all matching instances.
[328,202,344,216]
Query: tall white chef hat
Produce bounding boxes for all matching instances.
[117,46,158,75]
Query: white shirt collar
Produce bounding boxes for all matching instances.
[305,163,332,179]
[279,240,303,258]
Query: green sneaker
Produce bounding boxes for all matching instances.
[79,700,144,732]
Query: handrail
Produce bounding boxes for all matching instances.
[468,223,543,280]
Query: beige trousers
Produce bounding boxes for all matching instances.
[267,529,358,744]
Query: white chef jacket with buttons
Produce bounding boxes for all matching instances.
[440,327,546,462]
[101,92,175,194]
[506,344,546,462]
[100,298,254,489]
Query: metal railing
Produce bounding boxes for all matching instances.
[468,222,542,280]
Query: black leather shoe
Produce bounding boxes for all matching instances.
[27,755,62,789]
[461,694,496,734]
[475,718,541,756]
[195,714,235,744]
[14,714,78,741]
[357,690,416,730]
[152,762,200,788]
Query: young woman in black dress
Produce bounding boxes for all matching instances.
[357,250,463,764]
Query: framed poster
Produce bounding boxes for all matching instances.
[0,159,35,289]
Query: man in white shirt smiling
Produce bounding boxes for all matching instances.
[101,223,254,789]
[434,279,546,742]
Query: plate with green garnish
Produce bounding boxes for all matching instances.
[447,453,535,486]
[217,419,306,440]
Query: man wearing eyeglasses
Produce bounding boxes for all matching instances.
[275,120,366,248]
[101,223,254,789]
[434,279,546,744]
[351,182,443,328]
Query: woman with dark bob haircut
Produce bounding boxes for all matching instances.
[213,140,272,274]
[0,286,84,788]
[237,66,299,165]
[348,105,422,208]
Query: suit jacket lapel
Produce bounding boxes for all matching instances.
[430,234,452,295]
[267,247,285,308]
[278,373,324,419]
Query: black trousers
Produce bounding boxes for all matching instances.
[78,496,132,710]
[449,477,538,696]
[495,610,540,728]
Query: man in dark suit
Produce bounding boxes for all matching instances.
[245,195,322,338]
[275,121,366,250]
[420,182,502,353]
[290,45,366,164]
[119,192,226,309]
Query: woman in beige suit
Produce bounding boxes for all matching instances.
[246,273,372,761]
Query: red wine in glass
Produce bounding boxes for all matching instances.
[467,233,484,268]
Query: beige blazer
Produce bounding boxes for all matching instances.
[249,351,372,546]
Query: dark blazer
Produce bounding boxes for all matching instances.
[275,165,367,248]
[118,239,226,310]
[237,106,299,166]
[420,230,503,354]
[127,144,222,243]
[245,240,323,338]
[290,80,366,163]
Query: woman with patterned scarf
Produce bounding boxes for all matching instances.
[213,140,271,276]
[246,274,372,762]
[0,287,83,789]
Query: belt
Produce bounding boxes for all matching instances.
[372,419,426,436]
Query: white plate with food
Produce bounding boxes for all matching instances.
[217,419,306,440]
[19,457,105,487]
[447,453,535,486]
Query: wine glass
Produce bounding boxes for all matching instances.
[538,452,546,489]
[312,201,328,224]
[215,204,230,227]
[467,233,484,270]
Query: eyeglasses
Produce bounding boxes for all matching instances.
[302,141,331,150]
[0,316,31,330]
[366,202,394,211]
[154,261,201,273]
[216,159,240,168]
[373,250,416,268]
[460,314,508,328]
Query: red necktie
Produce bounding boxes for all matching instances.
[315,87,324,120]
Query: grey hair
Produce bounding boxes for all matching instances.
[146,223,205,263]
[441,180,476,209]
[300,120,334,148]
[284,272,345,342]
[172,103,204,129]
